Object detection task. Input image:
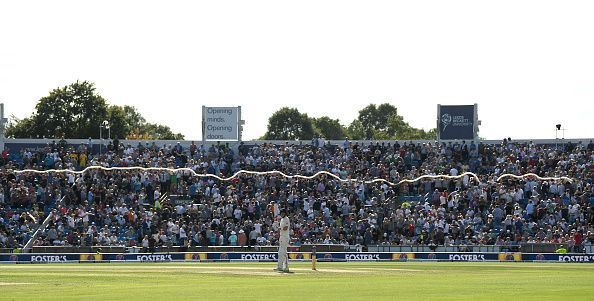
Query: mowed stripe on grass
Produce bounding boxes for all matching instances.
[0,262,593,300]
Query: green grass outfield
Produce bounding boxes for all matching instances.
[1,262,593,300]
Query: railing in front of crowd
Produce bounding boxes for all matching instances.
[12,244,593,254]
[369,244,594,254]
[369,245,505,253]
[519,243,594,254]
[367,243,594,254]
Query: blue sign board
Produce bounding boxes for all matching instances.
[438,105,476,140]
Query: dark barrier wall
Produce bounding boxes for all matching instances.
[2,252,594,263]
[522,254,594,262]
[438,105,476,140]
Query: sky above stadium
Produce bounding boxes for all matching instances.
[1,0,593,141]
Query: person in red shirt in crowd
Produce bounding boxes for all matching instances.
[1,147,9,163]
[573,230,584,253]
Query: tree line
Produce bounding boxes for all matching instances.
[6,81,184,140]
[262,104,436,140]
[6,81,436,141]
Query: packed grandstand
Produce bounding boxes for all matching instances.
[1,138,593,253]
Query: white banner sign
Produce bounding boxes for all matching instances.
[203,107,239,140]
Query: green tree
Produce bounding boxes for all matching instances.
[139,123,185,140]
[259,104,436,141]
[122,105,146,129]
[118,106,183,140]
[356,104,377,139]
[356,103,399,139]
[11,81,110,138]
[5,115,36,138]
[352,103,436,140]
[388,114,436,140]
[263,107,314,140]
[346,119,365,140]
[376,103,398,133]
[106,105,129,139]
[312,116,347,140]
[6,81,185,140]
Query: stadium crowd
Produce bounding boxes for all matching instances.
[1,138,593,252]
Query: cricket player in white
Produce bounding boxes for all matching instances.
[276,209,290,272]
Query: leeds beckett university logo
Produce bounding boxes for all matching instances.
[441,114,452,131]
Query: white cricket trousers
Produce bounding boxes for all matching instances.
[277,237,289,270]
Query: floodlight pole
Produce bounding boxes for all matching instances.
[99,125,102,155]
[0,104,6,153]
[99,120,109,156]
